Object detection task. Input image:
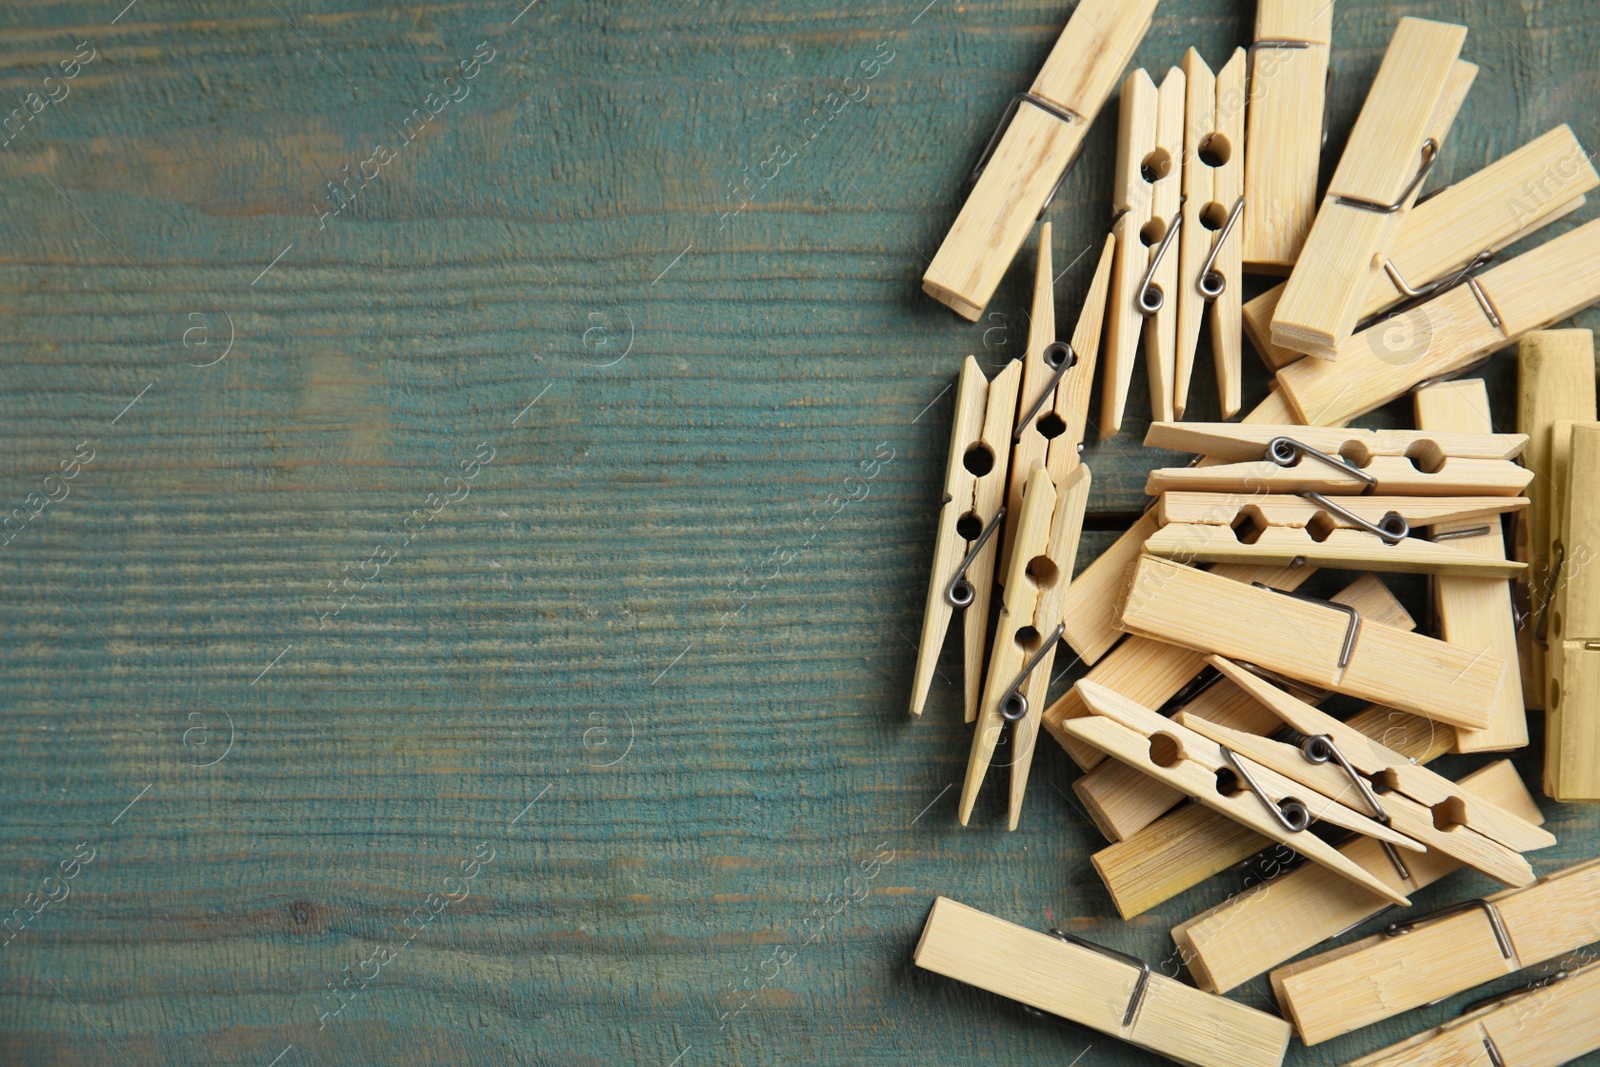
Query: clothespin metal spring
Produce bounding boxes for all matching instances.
[1220,744,1312,833]
[1045,928,1151,1028]
[945,507,1006,609]
[1383,898,1514,960]
[1012,343,1077,443]
[970,93,1087,221]
[998,622,1066,722]
[1300,733,1411,883]
[1138,214,1183,315]
[1198,196,1246,299]
[1334,139,1440,215]
[1251,584,1363,669]
[1267,437,1380,494]
[1300,491,1409,545]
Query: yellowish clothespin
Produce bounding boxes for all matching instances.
[1179,668,1548,889]
[1242,1,1334,274]
[1415,379,1529,752]
[1547,421,1600,798]
[1143,423,1533,497]
[1172,759,1544,996]
[1176,47,1246,418]
[910,357,1021,720]
[1272,858,1600,1046]
[961,465,1089,829]
[1518,331,1597,712]
[921,0,1160,321]
[1103,67,1186,437]
[915,897,1293,1067]
[1119,555,1506,728]
[1062,680,1422,905]
[1246,125,1600,371]
[1092,701,1456,920]
[1278,217,1600,427]
[1272,18,1474,358]
[1145,492,1527,578]
[1001,226,1115,577]
[1345,958,1600,1067]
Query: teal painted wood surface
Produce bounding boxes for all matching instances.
[1,0,1599,1064]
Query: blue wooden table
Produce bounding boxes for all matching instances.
[2,0,1599,1063]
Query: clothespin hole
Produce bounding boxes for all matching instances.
[1552,611,1564,641]
[1551,681,1562,710]
[1231,507,1269,545]
[1024,555,1061,589]
[1199,200,1231,231]
[1140,148,1173,185]
[1404,440,1448,474]
[1306,511,1338,544]
[1139,217,1169,248]
[962,443,995,477]
[955,511,984,541]
[1431,798,1469,832]
[1013,625,1043,652]
[1198,133,1232,169]
[1214,767,1243,796]
[1337,441,1376,469]
[1035,412,1067,440]
[1148,733,1183,769]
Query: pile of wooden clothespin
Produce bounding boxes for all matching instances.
[908,2,1600,1064]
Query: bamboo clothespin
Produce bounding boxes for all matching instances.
[1001,227,1115,577]
[1241,1,1334,274]
[1207,655,1553,859]
[1345,958,1600,1067]
[1277,218,1600,427]
[1271,18,1475,359]
[1102,67,1186,436]
[1092,703,1454,919]
[1062,681,1422,905]
[1071,574,1414,844]
[910,357,1022,720]
[961,466,1089,829]
[1518,330,1597,713]
[1547,421,1600,798]
[1176,47,1246,418]
[1144,494,1527,578]
[1119,556,1506,728]
[1143,423,1533,498]
[1173,759,1544,996]
[1245,126,1600,371]
[1272,858,1600,1046]
[921,0,1161,321]
[915,897,1293,1067]
[1415,379,1529,752]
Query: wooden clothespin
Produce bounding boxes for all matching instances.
[1277,218,1600,427]
[1272,858,1600,1046]
[921,0,1160,321]
[1145,494,1527,578]
[1246,125,1600,372]
[1272,18,1475,359]
[1518,330,1597,713]
[915,897,1293,1067]
[1241,1,1334,274]
[1092,702,1454,920]
[1547,421,1600,798]
[1001,227,1115,577]
[961,466,1089,828]
[1346,958,1600,1067]
[1415,379,1529,752]
[1119,555,1506,728]
[1071,574,1415,844]
[1102,67,1185,436]
[1062,680,1422,905]
[1173,759,1544,996]
[1176,47,1246,418]
[910,357,1021,720]
[1143,423,1533,498]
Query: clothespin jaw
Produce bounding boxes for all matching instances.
[961,464,1090,829]
[1063,680,1416,905]
[910,357,1021,720]
[915,897,1294,1067]
[1177,47,1246,419]
[1277,217,1600,428]
[921,0,1160,321]
[1242,1,1335,274]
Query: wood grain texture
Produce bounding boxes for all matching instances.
[2,2,1600,1066]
